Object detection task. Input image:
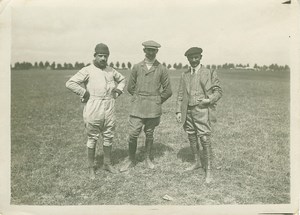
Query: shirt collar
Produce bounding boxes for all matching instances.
[190,64,201,73]
[144,58,156,64]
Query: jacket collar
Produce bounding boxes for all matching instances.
[184,64,203,74]
[141,60,160,74]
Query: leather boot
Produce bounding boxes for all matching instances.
[201,135,213,183]
[145,138,155,169]
[185,134,202,171]
[120,137,137,172]
[87,147,96,179]
[103,145,118,174]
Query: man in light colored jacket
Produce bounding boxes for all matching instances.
[66,43,126,179]
[176,47,222,183]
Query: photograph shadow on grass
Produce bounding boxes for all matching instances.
[177,146,205,165]
[95,142,174,168]
[135,142,174,163]
[94,151,125,169]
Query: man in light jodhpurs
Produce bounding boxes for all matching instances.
[66,43,126,179]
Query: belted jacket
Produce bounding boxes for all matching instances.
[127,60,172,118]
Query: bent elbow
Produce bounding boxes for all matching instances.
[65,80,71,89]
[65,80,75,91]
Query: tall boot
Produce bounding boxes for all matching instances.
[201,135,213,183]
[87,147,96,179]
[103,145,118,174]
[145,138,155,169]
[120,137,137,172]
[185,134,202,171]
[196,140,203,166]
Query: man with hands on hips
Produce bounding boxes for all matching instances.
[66,43,126,179]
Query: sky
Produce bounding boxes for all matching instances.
[10,0,292,67]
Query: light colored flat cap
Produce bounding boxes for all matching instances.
[142,40,161,49]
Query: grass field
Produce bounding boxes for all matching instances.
[11,68,290,205]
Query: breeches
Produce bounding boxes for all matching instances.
[83,99,115,148]
[128,116,160,139]
[184,105,211,137]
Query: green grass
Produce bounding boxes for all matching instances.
[11,69,290,205]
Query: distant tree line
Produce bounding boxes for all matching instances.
[11,61,134,70]
[170,62,290,72]
[204,63,290,71]
[12,61,89,70]
[11,61,290,72]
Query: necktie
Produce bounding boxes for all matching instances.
[192,68,195,74]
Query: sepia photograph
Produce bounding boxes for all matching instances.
[0,0,299,214]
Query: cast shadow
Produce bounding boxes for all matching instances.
[95,142,174,168]
[177,146,205,165]
[135,142,174,163]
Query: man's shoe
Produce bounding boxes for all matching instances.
[205,169,213,184]
[103,145,118,174]
[145,157,155,169]
[185,161,201,171]
[120,157,135,172]
[104,164,118,174]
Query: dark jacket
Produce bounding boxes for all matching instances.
[127,60,172,118]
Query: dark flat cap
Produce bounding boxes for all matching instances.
[94,43,110,55]
[184,47,203,56]
[142,40,161,49]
